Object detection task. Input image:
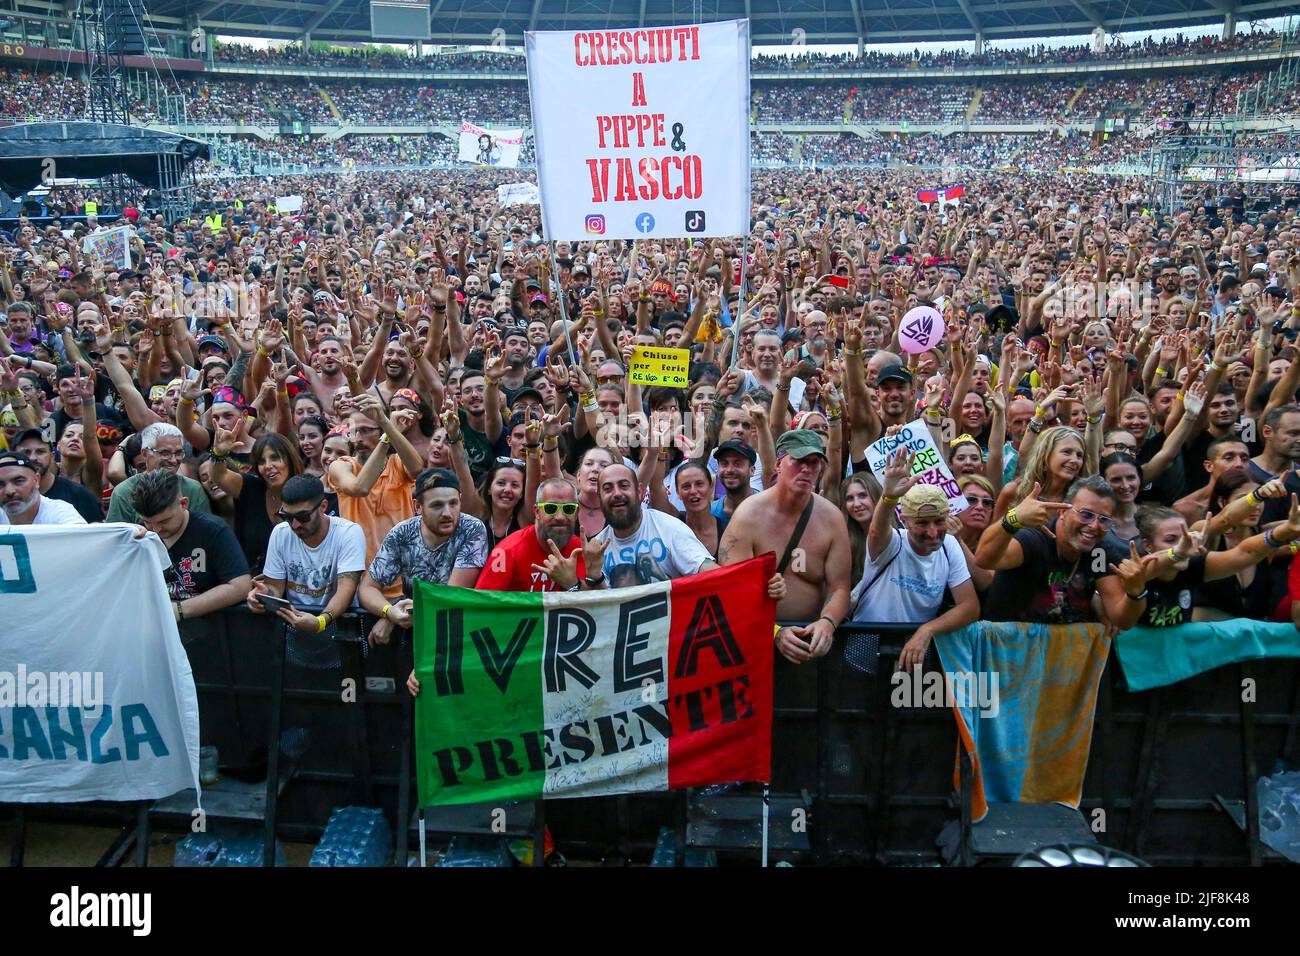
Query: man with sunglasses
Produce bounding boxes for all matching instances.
[249,474,366,634]
[477,477,606,592]
[978,475,1142,627]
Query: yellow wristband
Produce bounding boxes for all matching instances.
[316,614,328,633]
[1155,367,1167,376]
[880,495,901,506]
[1245,490,1260,506]
[381,603,392,620]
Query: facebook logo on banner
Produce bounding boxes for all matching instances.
[634,213,655,234]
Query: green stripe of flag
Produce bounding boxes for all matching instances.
[414,580,546,806]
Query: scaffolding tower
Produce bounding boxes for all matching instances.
[1148,17,1300,216]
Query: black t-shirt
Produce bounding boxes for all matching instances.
[1141,555,1208,628]
[1137,430,1186,504]
[1248,460,1300,526]
[984,523,1125,624]
[52,402,128,442]
[231,471,277,574]
[47,475,103,522]
[164,511,250,601]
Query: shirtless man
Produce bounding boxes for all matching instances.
[718,429,851,664]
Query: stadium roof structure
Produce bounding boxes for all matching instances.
[132,0,1300,46]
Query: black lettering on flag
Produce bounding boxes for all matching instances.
[614,593,667,692]
[545,608,599,692]
[558,719,596,764]
[630,701,673,743]
[434,609,466,697]
[469,618,537,694]
[432,745,473,786]
[673,595,744,679]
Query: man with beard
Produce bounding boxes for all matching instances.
[328,392,423,595]
[855,449,979,670]
[718,430,849,664]
[594,461,788,594]
[301,335,352,410]
[455,369,496,484]
[477,476,605,592]
[496,326,533,401]
[1248,404,1300,526]
[977,475,1136,625]
[711,440,757,519]
[360,468,488,673]
[796,309,832,368]
[0,450,85,525]
[361,329,415,408]
[13,428,101,521]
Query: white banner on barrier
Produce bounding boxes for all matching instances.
[526,19,751,241]
[458,121,524,167]
[0,525,200,804]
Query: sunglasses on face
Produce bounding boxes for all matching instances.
[277,506,318,525]
[496,456,525,467]
[537,501,578,516]
[1071,507,1115,531]
[964,495,995,509]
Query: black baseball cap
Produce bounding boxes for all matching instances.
[715,440,757,465]
[876,363,913,386]
[414,467,460,499]
[12,428,49,449]
[0,449,39,472]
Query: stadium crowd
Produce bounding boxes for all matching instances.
[206,29,1286,72]
[6,64,1299,128]
[3,161,1300,684]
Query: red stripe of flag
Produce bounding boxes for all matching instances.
[665,554,776,790]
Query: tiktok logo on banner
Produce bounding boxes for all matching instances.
[685,210,706,232]
[635,212,656,233]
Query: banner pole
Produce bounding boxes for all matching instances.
[761,782,770,867]
[729,237,747,368]
[546,238,577,361]
[418,808,427,867]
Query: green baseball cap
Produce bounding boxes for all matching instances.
[774,428,827,461]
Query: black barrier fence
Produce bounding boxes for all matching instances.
[6,609,1300,866]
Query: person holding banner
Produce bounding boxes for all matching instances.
[359,467,488,680]
[855,448,980,670]
[719,430,850,664]
[477,476,606,593]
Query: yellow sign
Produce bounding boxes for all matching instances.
[629,346,691,388]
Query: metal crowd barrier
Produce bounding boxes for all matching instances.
[6,612,1299,866]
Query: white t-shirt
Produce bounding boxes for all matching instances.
[595,508,713,587]
[263,515,367,609]
[0,495,87,526]
[850,528,970,624]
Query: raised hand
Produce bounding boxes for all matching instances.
[1109,540,1159,597]
[532,538,581,591]
[882,448,920,500]
[1014,482,1071,536]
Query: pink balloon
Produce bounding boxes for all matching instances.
[899,307,945,354]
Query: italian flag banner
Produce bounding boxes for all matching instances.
[413,555,776,807]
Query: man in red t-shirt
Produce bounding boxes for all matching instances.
[477,477,607,592]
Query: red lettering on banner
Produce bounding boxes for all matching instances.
[637,158,659,201]
[614,158,637,202]
[631,71,647,107]
[586,158,610,203]
[573,26,703,66]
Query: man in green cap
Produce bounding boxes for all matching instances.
[718,429,851,664]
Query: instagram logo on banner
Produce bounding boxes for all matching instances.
[584,214,606,235]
